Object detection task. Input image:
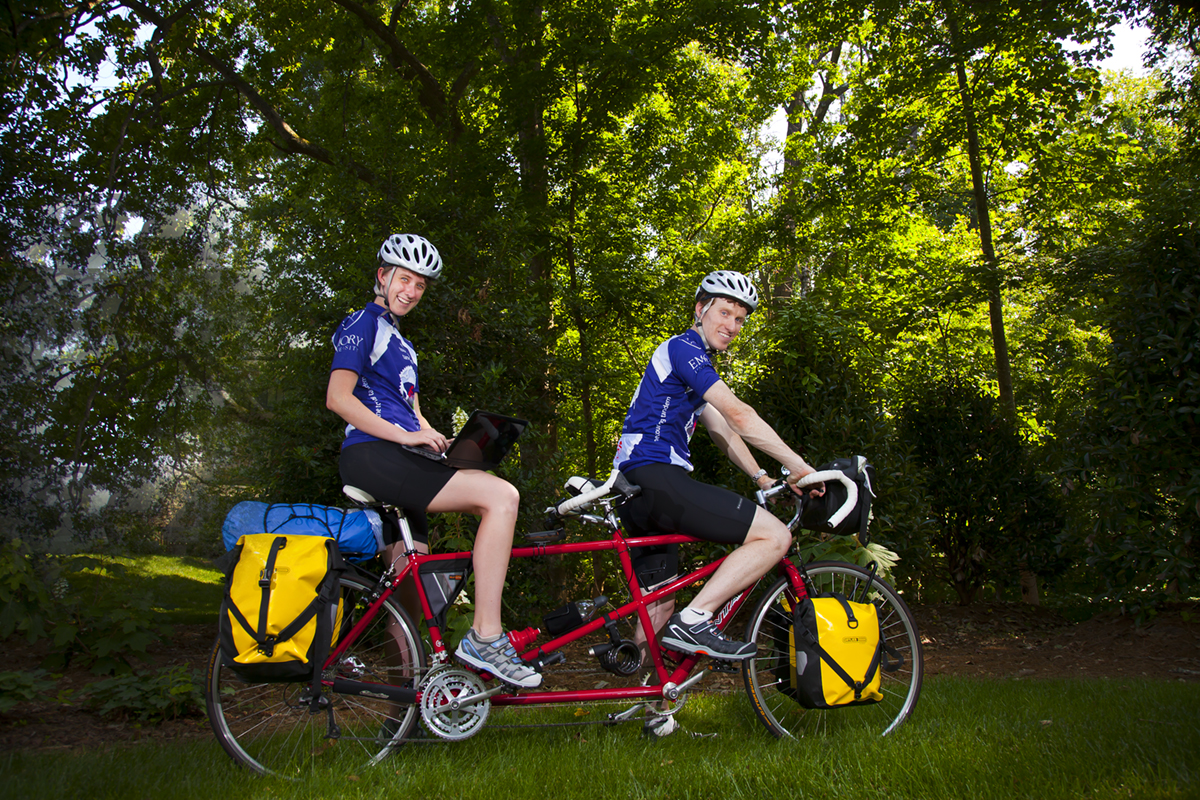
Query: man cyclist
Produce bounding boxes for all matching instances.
[613,270,822,662]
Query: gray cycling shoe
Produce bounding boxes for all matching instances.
[454,629,544,689]
[659,613,757,660]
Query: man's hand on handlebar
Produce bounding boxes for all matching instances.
[786,465,825,498]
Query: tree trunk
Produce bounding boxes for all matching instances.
[1019,570,1041,606]
[951,54,1016,421]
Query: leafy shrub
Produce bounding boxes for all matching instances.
[46,594,175,676]
[798,537,902,581]
[0,539,172,674]
[0,538,59,643]
[1060,199,1199,610]
[0,670,59,713]
[80,665,205,722]
[750,296,934,580]
[899,376,1067,604]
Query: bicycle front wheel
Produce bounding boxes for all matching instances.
[742,561,923,738]
[206,572,425,777]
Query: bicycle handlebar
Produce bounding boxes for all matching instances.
[553,466,857,532]
[761,469,858,529]
[553,469,622,516]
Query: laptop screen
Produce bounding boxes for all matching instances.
[443,410,528,469]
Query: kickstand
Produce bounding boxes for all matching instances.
[323,698,341,740]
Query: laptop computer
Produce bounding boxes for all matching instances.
[401,409,528,470]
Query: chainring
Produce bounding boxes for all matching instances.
[419,667,490,741]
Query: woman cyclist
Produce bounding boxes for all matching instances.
[326,234,541,689]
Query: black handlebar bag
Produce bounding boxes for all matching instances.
[799,456,876,544]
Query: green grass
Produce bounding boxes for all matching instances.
[3,676,1197,799]
[63,554,224,624]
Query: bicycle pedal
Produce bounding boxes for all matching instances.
[706,660,739,673]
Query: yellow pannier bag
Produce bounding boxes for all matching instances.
[788,593,901,709]
[217,533,345,695]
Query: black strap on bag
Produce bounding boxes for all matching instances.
[857,561,878,603]
[856,487,873,545]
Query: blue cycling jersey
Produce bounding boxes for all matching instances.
[613,328,722,473]
[330,303,421,448]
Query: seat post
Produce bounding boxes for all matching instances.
[391,507,418,555]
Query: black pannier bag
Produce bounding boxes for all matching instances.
[799,456,876,543]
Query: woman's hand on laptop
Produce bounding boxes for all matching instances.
[404,426,448,453]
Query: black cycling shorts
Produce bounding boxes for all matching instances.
[339,440,456,546]
[618,462,756,545]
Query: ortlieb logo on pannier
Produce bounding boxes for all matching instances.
[774,591,904,709]
[217,533,346,697]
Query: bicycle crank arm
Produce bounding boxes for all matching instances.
[663,669,708,701]
[447,683,507,709]
[331,678,417,704]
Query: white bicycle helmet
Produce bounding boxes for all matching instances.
[378,234,443,280]
[696,270,758,313]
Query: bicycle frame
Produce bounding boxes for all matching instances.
[206,467,921,775]
[324,525,807,708]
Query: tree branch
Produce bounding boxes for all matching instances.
[123,0,379,185]
[329,0,461,135]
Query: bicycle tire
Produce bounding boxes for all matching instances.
[742,561,923,738]
[206,572,425,776]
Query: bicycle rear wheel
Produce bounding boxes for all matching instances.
[206,572,425,777]
[742,561,922,738]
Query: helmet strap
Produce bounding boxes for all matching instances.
[693,298,715,349]
[377,266,403,328]
[374,264,394,298]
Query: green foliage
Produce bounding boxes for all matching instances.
[798,537,902,581]
[80,666,205,722]
[0,670,59,713]
[0,540,172,674]
[1061,184,1199,609]
[899,377,1068,605]
[48,594,175,677]
[0,0,1194,615]
[752,295,934,580]
[0,538,58,643]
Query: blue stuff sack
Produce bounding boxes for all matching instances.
[221,502,384,563]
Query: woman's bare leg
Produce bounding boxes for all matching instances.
[426,469,520,639]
